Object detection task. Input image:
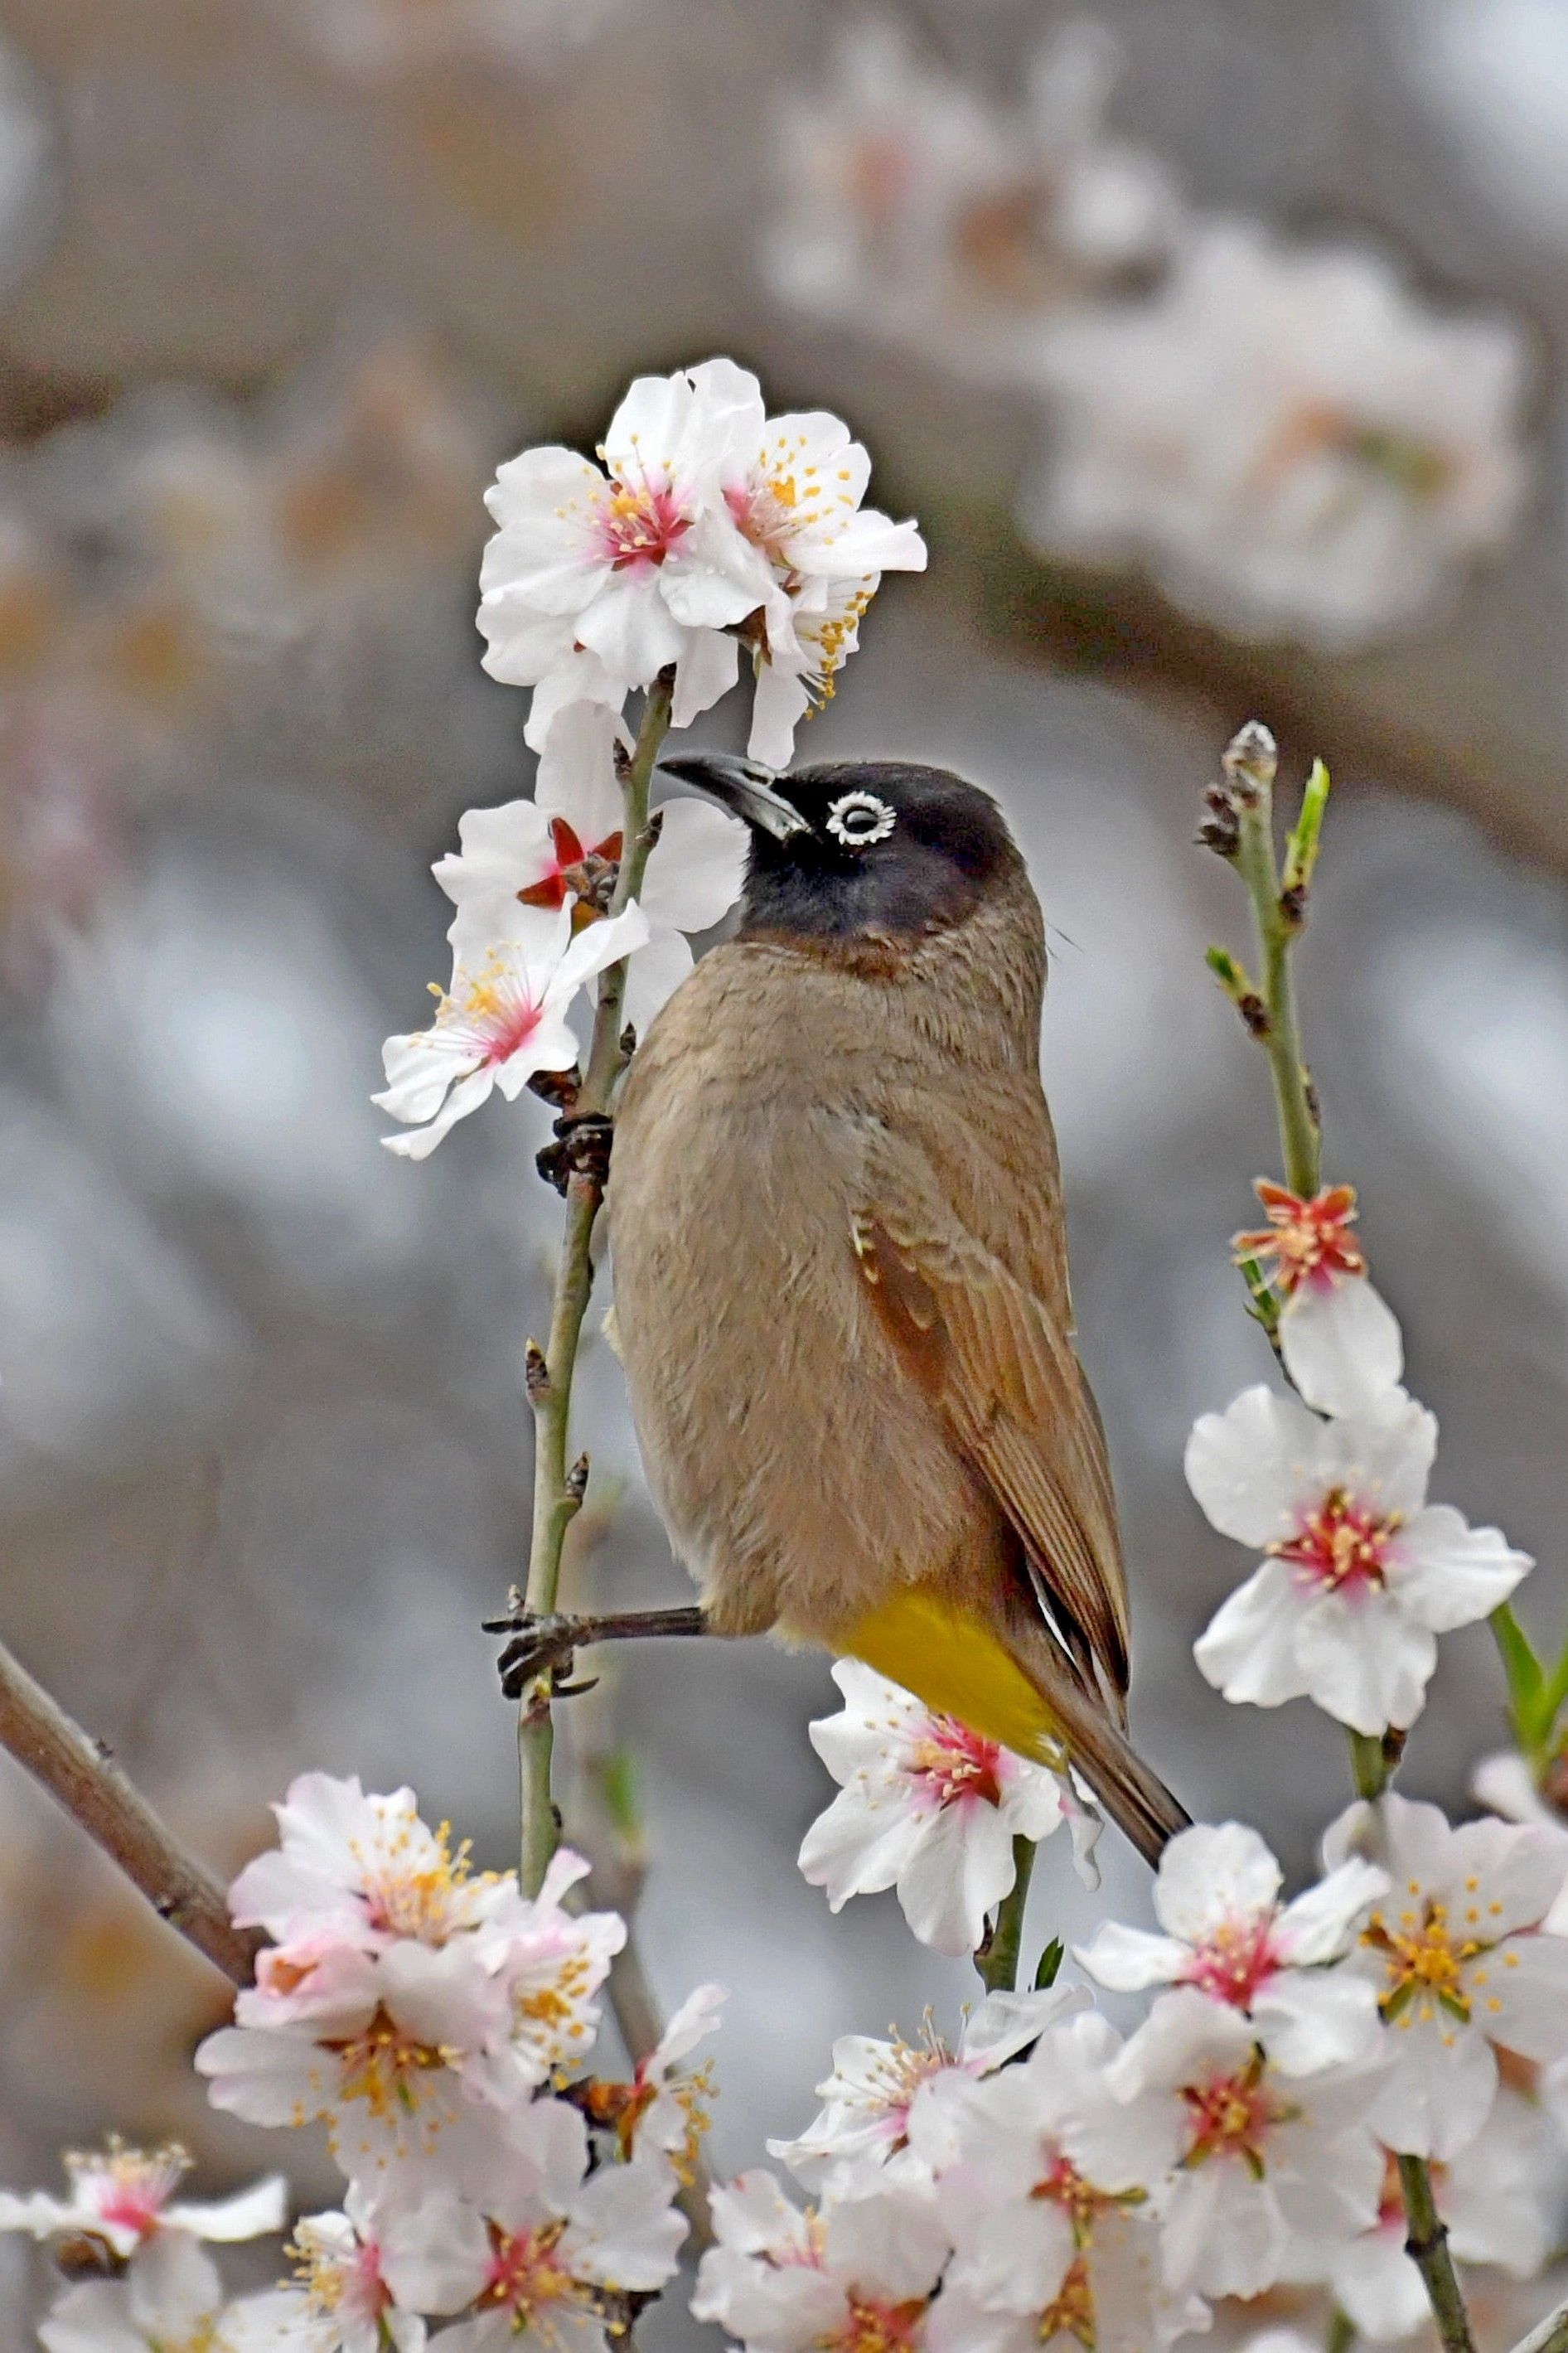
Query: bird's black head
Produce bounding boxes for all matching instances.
[658,753,1021,944]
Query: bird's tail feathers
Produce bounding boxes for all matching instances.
[842,1588,1188,1869]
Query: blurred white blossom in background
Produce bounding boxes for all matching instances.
[764,15,1181,389]
[1021,220,1529,646]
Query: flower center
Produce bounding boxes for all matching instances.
[428,956,548,1068]
[1183,1912,1284,2007]
[483,2216,579,2319]
[1270,1489,1398,1595]
[1031,2154,1141,2248]
[1180,2052,1290,2176]
[820,2294,927,2353]
[1362,1900,1486,2026]
[1233,1179,1366,1296]
[328,2008,452,2123]
[288,2225,388,2324]
[904,1717,1004,1809]
[595,474,690,569]
[69,2140,191,2239]
[357,1818,480,1943]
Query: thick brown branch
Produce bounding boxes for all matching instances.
[0,1631,259,1988]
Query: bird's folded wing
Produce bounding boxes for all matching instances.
[850,1165,1130,1708]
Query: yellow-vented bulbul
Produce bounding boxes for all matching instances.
[603,753,1188,1865]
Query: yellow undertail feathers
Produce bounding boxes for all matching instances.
[844,1588,1069,1767]
[841,1585,1188,1866]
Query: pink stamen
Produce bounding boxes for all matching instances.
[1270,1489,1397,1595]
[904,1717,1004,1809]
[1182,1913,1285,2007]
[595,479,691,570]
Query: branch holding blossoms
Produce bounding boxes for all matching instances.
[515,670,675,1900]
[0,1627,261,1989]
[1192,721,1564,2353]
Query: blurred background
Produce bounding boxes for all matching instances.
[0,0,1566,2341]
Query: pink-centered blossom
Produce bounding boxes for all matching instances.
[0,2138,284,2263]
[225,2182,425,2353]
[909,2010,1196,2353]
[767,1986,1084,2191]
[1076,1821,1387,2075]
[378,2095,685,2353]
[797,1660,1100,1957]
[1106,1987,1386,2301]
[692,2169,948,2353]
[477,366,771,698]
[1322,1792,1568,2160]
[375,896,648,1160]
[1233,1179,1404,1415]
[1188,1383,1531,1735]
[430,757,746,1037]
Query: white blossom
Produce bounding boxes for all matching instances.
[0,2138,283,2262]
[765,17,1180,389]
[430,770,746,1037]
[379,2095,685,2353]
[197,1813,623,2183]
[911,2009,1196,2353]
[375,897,648,1160]
[1188,1383,1531,1735]
[1232,1179,1404,1416]
[692,2169,947,2353]
[1289,2091,1567,2343]
[1022,217,1529,649]
[225,1771,512,1953]
[1323,1792,1568,2160]
[767,1985,1084,2191]
[225,2183,424,2353]
[1108,1988,1384,2299]
[797,1660,1100,1957]
[477,366,772,699]
[610,1980,724,2180]
[1077,1820,1387,2075]
[39,2233,247,2353]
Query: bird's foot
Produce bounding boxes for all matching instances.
[491,1612,596,1702]
[536,1112,614,1196]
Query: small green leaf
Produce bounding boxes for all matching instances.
[1491,1603,1547,1755]
[1284,758,1331,895]
[1034,1936,1064,1990]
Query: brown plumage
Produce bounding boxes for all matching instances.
[607,755,1187,1865]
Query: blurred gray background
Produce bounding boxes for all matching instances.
[0,0,1566,2343]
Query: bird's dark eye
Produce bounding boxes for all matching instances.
[825,790,897,850]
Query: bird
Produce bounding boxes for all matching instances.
[600,750,1188,1866]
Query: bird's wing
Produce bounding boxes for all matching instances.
[851,1150,1130,1710]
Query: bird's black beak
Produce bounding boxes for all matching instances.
[656,751,812,843]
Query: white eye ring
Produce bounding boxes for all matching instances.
[825,790,897,849]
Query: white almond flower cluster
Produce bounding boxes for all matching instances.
[376,359,923,1158]
[1189,1179,1531,1737]
[767,26,1531,647]
[714,1805,1568,2350]
[13,1772,720,2353]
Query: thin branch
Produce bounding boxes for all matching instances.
[1396,2152,1476,2353]
[1222,723,1322,1199]
[516,673,675,1896]
[0,1631,259,1987]
[974,1836,1036,1992]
